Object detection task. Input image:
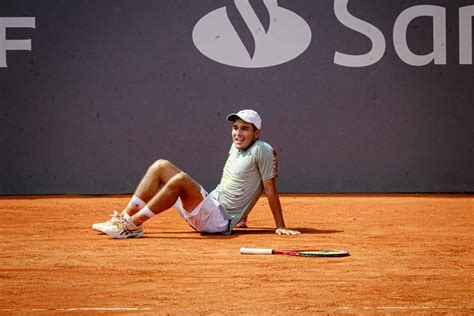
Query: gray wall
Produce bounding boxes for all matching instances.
[1,0,473,194]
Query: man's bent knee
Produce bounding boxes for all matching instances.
[149,159,169,169]
[167,172,202,211]
[167,172,201,196]
[168,172,193,188]
[148,159,173,175]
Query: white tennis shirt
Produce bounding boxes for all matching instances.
[210,140,278,230]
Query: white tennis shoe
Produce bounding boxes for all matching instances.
[103,216,144,239]
[92,211,123,234]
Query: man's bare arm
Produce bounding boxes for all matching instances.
[262,178,300,235]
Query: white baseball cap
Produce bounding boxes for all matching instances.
[226,109,262,130]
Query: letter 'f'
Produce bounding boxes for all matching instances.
[0,17,36,68]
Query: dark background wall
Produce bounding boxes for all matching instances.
[1,0,473,194]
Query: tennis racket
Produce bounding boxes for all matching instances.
[240,247,349,257]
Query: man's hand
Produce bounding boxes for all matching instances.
[275,228,301,235]
[262,178,299,236]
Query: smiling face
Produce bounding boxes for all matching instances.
[232,119,260,150]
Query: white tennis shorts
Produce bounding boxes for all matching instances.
[173,187,229,233]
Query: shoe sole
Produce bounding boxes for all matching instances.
[110,231,144,239]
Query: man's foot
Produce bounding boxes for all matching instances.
[92,211,123,234]
[103,216,144,239]
[235,219,248,228]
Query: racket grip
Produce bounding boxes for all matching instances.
[240,247,273,255]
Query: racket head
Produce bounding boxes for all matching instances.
[275,249,350,257]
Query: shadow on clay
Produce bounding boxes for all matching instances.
[231,227,343,235]
[139,227,343,238]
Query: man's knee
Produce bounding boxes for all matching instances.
[148,159,171,174]
[168,172,192,188]
[167,172,202,208]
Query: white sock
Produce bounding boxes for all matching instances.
[135,206,156,220]
[123,212,132,221]
[128,195,146,210]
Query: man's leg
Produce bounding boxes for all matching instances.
[132,171,203,226]
[96,159,204,238]
[122,159,185,216]
[102,160,204,238]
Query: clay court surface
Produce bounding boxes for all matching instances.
[1,194,473,314]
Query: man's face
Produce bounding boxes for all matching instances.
[232,119,260,150]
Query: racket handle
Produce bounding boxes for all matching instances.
[240,247,273,255]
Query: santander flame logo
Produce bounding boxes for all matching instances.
[192,0,312,68]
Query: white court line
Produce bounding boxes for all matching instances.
[0,307,153,312]
[338,306,472,311]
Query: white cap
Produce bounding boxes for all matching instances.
[226,109,262,130]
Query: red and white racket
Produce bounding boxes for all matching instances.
[240,247,349,257]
